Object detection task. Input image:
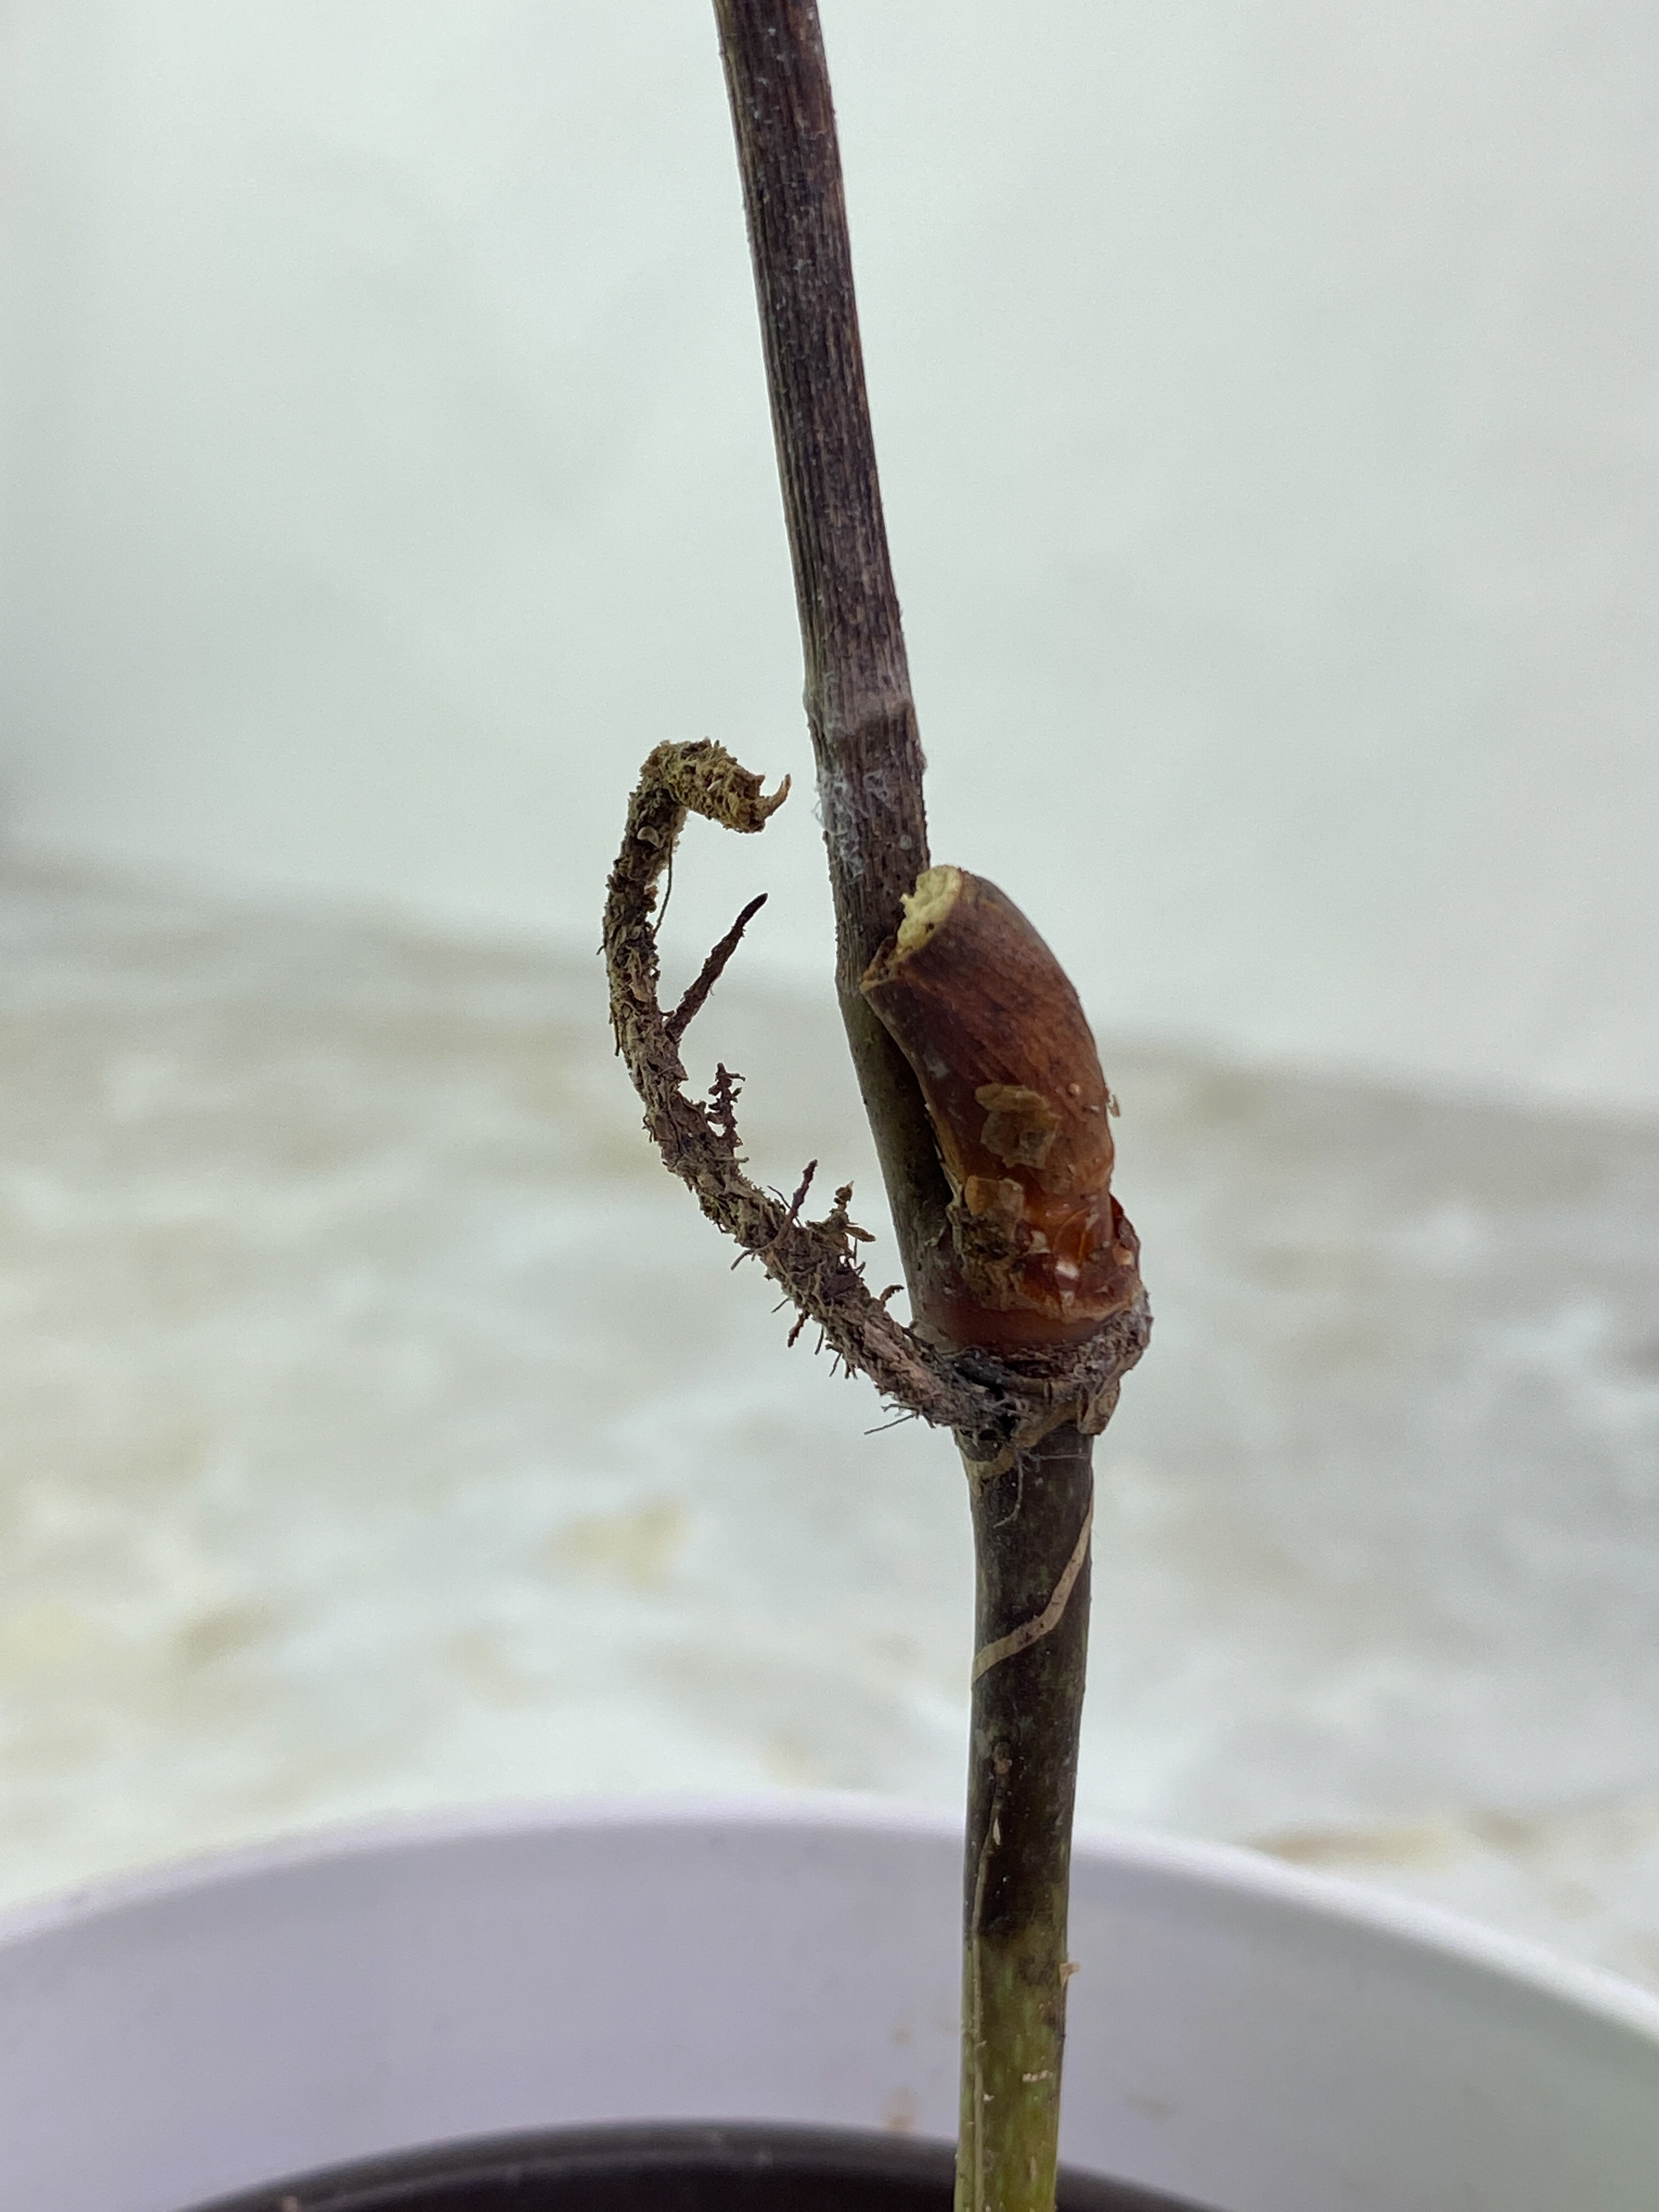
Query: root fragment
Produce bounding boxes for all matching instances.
[602,741,1149,1459]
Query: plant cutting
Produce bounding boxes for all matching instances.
[603,5,1149,2207]
[14,14,1659,2212]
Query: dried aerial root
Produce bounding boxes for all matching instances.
[602,741,1149,1467]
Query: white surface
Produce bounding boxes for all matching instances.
[4,2,1658,1105]
[3,1803,1659,2212]
[4,856,1659,1992]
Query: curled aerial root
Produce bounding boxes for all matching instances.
[602,742,1149,1464]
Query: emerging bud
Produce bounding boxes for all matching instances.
[861,866,1141,1352]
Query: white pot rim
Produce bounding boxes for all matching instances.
[8,1788,1658,2045]
[9,1794,1659,2210]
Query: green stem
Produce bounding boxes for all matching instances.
[957,1422,1093,2212]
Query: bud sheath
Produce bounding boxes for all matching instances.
[861,866,1140,1351]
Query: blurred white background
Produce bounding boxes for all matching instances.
[5,0,1657,1103]
[3,2,1659,1987]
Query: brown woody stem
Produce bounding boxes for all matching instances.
[712,0,950,1305]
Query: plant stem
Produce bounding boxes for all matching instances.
[959,1425,1093,2212]
[712,0,949,1293]
[711,12,1122,2209]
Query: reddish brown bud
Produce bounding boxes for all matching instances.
[861,867,1141,1352]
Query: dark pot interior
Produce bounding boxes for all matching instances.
[186,2122,1222,2211]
